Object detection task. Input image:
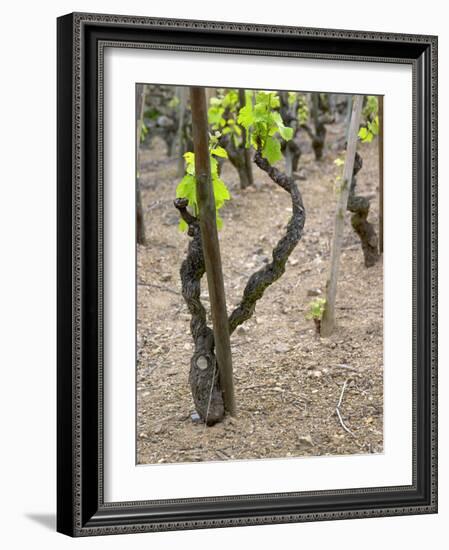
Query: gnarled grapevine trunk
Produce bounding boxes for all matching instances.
[174,198,225,425]
[347,152,379,267]
[219,132,253,189]
[228,151,306,333]
[136,84,147,246]
[218,90,254,189]
[301,93,333,161]
[175,146,306,424]
[279,92,301,177]
[283,140,301,176]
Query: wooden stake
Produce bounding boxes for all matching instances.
[189,86,236,415]
[238,89,254,187]
[172,86,188,177]
[320,95,364,337]
[378,95,384,254]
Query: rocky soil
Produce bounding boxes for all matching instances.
[136,126,383,465]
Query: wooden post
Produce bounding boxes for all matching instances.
[189,86,236,415]
[238,89,254,187]
[320,95,364,337]
[172,86,188,176]
[378,95,384,254]
[345,95,353,141]
[136,84,147,246]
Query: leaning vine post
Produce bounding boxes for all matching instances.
[378,95,384,254]
[320,95,363,337]
[189,86,236,415]
[238,89,254,188]
[172,86,188,177]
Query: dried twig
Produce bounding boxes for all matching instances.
[336,408,356,437]
[335,379,356,437]
[138,282,180,296]
[215,449,231,461]
[334,364,358,372]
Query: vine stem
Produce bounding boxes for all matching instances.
[227,148,306,334]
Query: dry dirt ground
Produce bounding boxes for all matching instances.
[136,128,383,465]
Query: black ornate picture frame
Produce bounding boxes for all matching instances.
[57,12,438,536]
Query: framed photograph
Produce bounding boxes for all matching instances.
[57,12,437,536]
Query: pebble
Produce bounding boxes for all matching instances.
[297,435,314,449]
[275,343,291,354]
[307,288,322,297]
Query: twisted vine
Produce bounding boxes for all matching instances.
[174,198,224,425]
[228,150,306,334]
[175,147,306,424]
[279,92,301,174]
[300,93,334,161]
[347,152,379,267]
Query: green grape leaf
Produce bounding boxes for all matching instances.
[208,106,224,126]
[210,156,218,177]
[222,90,238,108]
[269,93,280,109]
[176,174,197,213]
[183,152,195,175]
[178,218,188,232]
[212,174,231,209]
[305,298,326,320]
[297,95,309,125]
[262,136,282,165]
[176,151,231,230]
[280,126,294,141]
[211,146,228,158]
[358,127,373,142]
[288,91,297,105]
[168,96,180,109]
[253,102,269,122]
[256,91,280,109]
[271,112,293,141]
[368,116,379,136]
[237,103,254,129]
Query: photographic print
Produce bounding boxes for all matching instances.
[57,13,437,535]
[136,85,384,465]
